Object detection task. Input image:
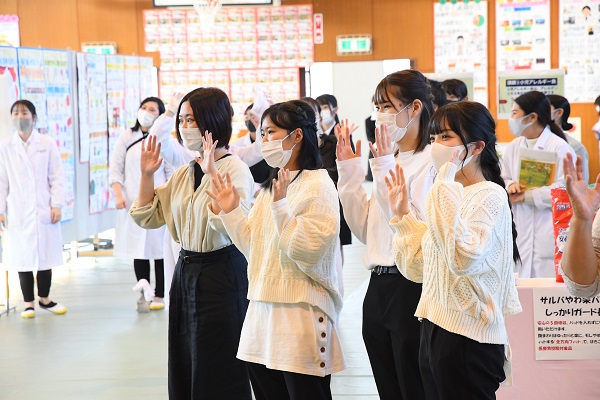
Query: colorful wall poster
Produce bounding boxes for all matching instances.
[77,53,90,163]
[139,56,155,99]
[105,55,125,155]
[559,0,600,102]
[17,48,47,132]
[434,1,488,106]
[0,46,19,142]
[496,0,551,71]
[0,15,20,47]
[124,56,141,129]
[533,286,600,361]
[89,131,109,214]
[497,69,565,118]
[43,50,75,221]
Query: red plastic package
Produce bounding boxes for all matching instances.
[551,188,572,283]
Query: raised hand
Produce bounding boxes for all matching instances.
[564,153,600,221]
[197,131,219,175]
[369,124,394,158]
[140,135,163,177]
[205,172,240,214]
[272,168,291,202]
[335,120,362,161]
[167,91,186,115]
[386,163,410,218]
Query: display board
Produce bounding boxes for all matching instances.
[0,47,19,142]
[496,0,551,71]
[0,15,20,47]
[434,0,488,106]
[559,0,600,102]
[17,48,47,131]
[124,56,141,129]
[497,69,565,119]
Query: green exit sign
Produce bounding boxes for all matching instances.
[336,35,372,56]
[81,42,117,55]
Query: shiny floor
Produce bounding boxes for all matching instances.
[0,238,377,399]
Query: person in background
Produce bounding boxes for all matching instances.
[338,69,435,400]
[547,94,589,183]
[442,79,468,102]
[130,87,254,400]
[560,153,600,298]
[0,100,66,318]
[206,100,344,400]
[316,94,354,261]
[387,101,522,399]
[428,79,449,111]
[109,97,173,312]
[501,90,576,278]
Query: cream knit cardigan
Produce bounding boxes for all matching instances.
[220,169,343,321]
[390,162,522,346]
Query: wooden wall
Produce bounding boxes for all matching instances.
[2,0,598,179]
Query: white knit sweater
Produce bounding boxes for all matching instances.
[390,162,522,346]
[220,169,343,321]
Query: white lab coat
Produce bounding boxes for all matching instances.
[109,128,174,259]
[0,130,65,272]
[501,127,576,278]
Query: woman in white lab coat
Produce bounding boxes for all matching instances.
[0,100,66,318]
[501,91,576,278]
[109,97,174,311]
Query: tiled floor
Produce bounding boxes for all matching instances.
[0,234,378,399]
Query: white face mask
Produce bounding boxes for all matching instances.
[180,127,203,151]
[375,103,414,142]
[596,105,600,113]
[320,109,334,126]
[508,114,534,137]
[261,131,297,168]
[12,117,33,132]
[137,109,157,128]
[431,142,475,172]
[370,109,377,121]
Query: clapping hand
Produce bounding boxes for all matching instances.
[386,163,410,219]
[206,172,240,214]
[564,152,600,221]
[369,124,394,157]
[140,135,163,177]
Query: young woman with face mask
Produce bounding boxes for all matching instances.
[547,94,589,183]
[130,87,254,400]
[501,90,576,278]
[0,100,66,318]
[387,101,522,400]
[206,100,344,400]
[336,69,435,400]
[109,97,173,312]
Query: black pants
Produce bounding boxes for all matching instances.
[168,246,251,400]
[248,362,332,400]
[362,271,426,400]
[133,258,165,298]
[419,319,505,400]
[18,270,52,302]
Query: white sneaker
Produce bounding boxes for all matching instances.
[132,279,154,302]
[39,301,67,315]
[21,307,35,318]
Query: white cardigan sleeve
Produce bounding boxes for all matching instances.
[219,205,252,258]
[336,157,370,244]
[48,139,65,209]
[391,211,427,283]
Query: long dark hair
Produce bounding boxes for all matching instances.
[174,87,233,148]
[374,69,434,153]
[514,91,567,141]
[260,100,322,191]
[430,102,521,264]
[547,94,572,131]
[315,94,340,126]
[131,97,165,132]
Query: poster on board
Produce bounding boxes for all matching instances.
[496,0,551,71]
[0,15,20,47]
[17,48,48,132]
[124,56,141,129]
[77,53,90,163]
[139,57,155,99]
[497,69,565,119]
[559,0,600,102]
[434,0,488,106]
[0,46,19,142]
[43,49,75,221]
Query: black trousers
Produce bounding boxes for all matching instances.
[168,246,251,400]
[419,319,505,400]
[248,362,332,400]
[133,258,165,298]
[18,270,52,302]
[362,271,426,400]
